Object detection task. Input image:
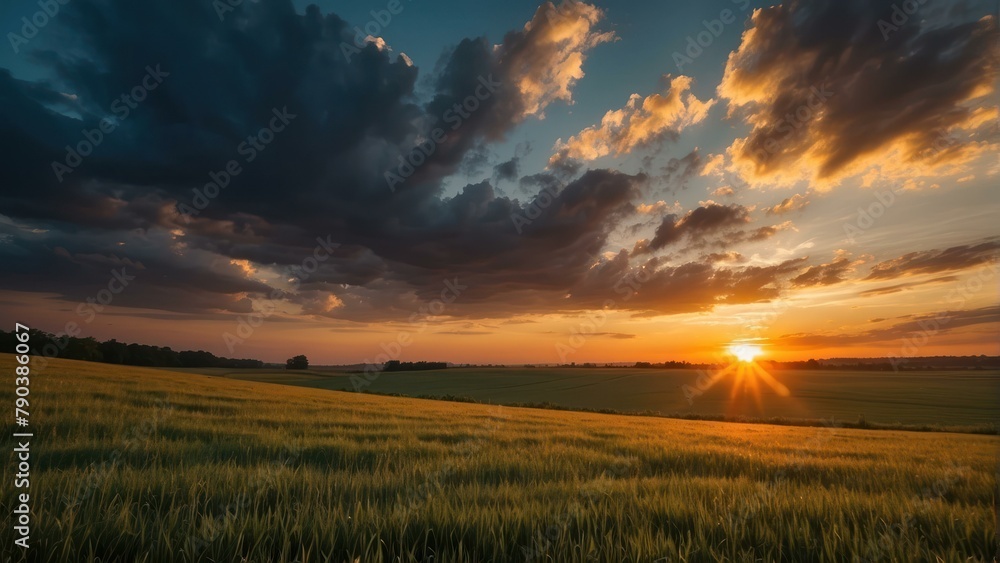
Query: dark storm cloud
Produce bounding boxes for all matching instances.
[720,0,999,185]
[0,0,658,321]
[0,220,270,315]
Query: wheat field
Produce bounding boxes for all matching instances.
[1,354,996,562]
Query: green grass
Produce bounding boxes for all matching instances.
[2,354,997,562]
[196,366,1000,431]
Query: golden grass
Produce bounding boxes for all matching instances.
[1,354,996,562]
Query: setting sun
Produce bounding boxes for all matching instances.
[728,343,763,363]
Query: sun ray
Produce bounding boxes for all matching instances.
[750,362,791,397]
[731,363,747,400]
[718,341,793,410]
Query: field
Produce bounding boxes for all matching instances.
[185,366,1000,431]
[2,354,997,562]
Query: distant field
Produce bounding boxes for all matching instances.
[1,354,996,562]
[187,366,1000,430]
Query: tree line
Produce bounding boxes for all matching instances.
[382,361,447,372]
[0,329,264,368]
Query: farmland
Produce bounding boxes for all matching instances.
[2,354,996,562]
[190,366,1000,431]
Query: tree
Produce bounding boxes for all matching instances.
[286,355,309,370]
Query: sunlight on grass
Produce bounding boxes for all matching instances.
[0,354,994,562]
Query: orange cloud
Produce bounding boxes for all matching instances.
[764,193,809,215]
[550,75,714,164]
[718,4,999,189]
[507,1,616,119]
[790,250,864,288]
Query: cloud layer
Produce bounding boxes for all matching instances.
[719,0,999,187]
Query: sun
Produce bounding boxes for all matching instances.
[728,343,762,363]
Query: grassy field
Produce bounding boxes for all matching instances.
[184,366,1000,431]
[3,354,997,562]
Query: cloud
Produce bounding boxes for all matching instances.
[563,251,808,315]
[0,0,645,323]
[549,75,714,164]
[635,200,681,215]
[641,202,750,252]
[701,153,725,176]
[865,239,999,280]
[790,250,862,287]
[721,220,796,246]
[422,1,613,170]
[590,332,636,339]
[702,251,747,264]
[718,0,999,188]
[501,1,617,119]
[764,193,809,215]
[858,275,960,297]
[493,157,521,183]
[775,305,1000,349]
[656,149,704,193]
[632,200,798,256]
[3,0,991,335]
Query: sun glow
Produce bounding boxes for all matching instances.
[728,343,762,363]
[688,342,792,409]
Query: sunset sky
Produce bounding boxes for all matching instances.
[0,0,997,364]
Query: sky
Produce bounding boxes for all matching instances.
[0,0,997,364]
